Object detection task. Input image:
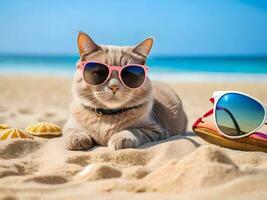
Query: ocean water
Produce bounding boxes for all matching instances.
[0,55,267,82]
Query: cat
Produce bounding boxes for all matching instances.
[63,32,187,150]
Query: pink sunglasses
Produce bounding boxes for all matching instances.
[77,61,148,89]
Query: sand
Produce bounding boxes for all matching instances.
[0,75,267,200]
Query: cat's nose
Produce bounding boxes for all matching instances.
[109,85,119,94]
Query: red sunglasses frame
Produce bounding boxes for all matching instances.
[77,61,149,89]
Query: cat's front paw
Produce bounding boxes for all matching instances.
[65,132,94,151]
[108,130,139,150]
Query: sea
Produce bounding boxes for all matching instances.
[0,54,267,82]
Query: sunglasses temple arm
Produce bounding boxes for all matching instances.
[77,61,85,69]
[192,109,214,129]
[210,97,241,134]
[216,106,241,134]
[192,97,241,134]
[192,98,215,129]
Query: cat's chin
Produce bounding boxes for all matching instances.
[103,94,126,103]
[100,100,127,109]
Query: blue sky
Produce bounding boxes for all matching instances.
[0,0,267,56]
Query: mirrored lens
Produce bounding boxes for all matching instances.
[215,93,265,137]
[121,65,145,88]
[84,62,109,85]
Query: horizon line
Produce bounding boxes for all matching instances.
[0,53,267,59]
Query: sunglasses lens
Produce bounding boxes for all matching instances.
[215,93,265,137]
[83,62,109,85]
[121,65,146,88]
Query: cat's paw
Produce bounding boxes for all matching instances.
[65,132,94,150]
[108,130,139,150]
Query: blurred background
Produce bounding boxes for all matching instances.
[0,0,267,81]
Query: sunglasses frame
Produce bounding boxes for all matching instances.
[77,61,148,89]
[212,91,267,139]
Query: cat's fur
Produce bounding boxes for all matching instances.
[63,32,187,150]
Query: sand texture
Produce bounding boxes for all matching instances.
[0,75,267,200]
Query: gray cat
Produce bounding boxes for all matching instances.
[63,32,187,150]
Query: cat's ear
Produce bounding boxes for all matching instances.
[77,32,100,55]
[133,37,154,57]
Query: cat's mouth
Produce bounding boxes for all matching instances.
[108,94,120,100]
[99,91,127,102]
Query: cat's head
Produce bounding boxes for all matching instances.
[72,32,154,109]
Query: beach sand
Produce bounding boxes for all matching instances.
[0,75,267,200]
